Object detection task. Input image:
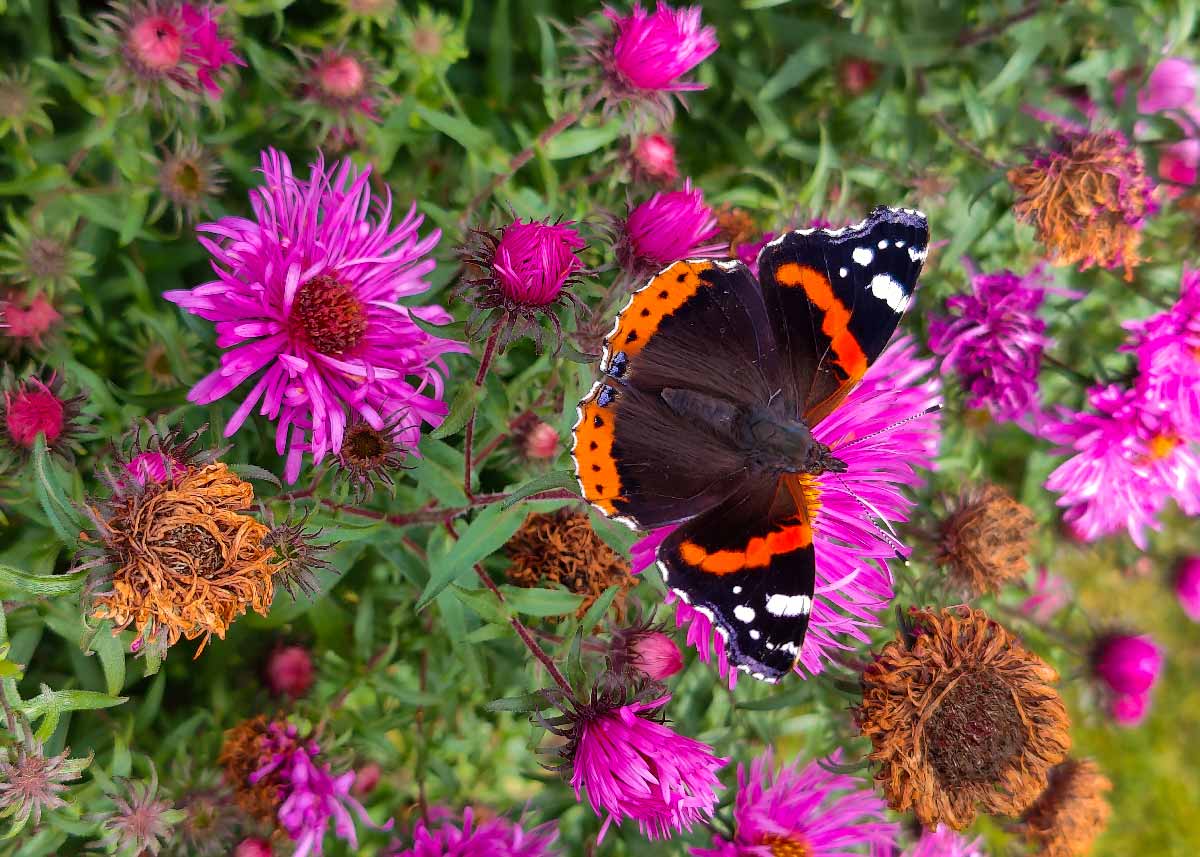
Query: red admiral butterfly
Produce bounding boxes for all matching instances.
[572,206,930,682]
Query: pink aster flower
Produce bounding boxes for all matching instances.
[85,1,244,109]
[604,3,718,93]
[557,682,724,841]
[165,149,464,483]
[1,291,61,348]
[1091,633,1163,696]
[1020,567,1072,624]
[1135,57,1200,192]
[689,750,897,857]
[296,47,382,147]
[1176,556,1200,621]
[1042,383,1200,548]
[250,724,390,857]
[1122,267,1200,438]
[901,825,986,857]
[929,263,1056,423]
[459,218,587,351]
[1109,690,1152,726]
[633,335,941,686]
[388,807,561,857]
[617,180,723,272]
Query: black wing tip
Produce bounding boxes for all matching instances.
[867,205,928,231]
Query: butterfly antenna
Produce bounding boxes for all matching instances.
[835,403,942,451]
[833,474,907,557]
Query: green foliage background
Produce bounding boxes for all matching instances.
[0,0,1198,854]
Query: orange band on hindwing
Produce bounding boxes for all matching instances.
[573,395,621,515]
[678,522,813,574]
[773,262,868,381]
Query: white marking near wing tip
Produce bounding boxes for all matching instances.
[733,605,756,624]
[765,593,813,617]
[895,240,905,248]
[868,273,910,312]
[732,585,742,595]
[908,246,928,262]
[851,247,874,266]
[838,267,848,278]
[749,629,761,640]
[877,239,889,249]
[795,228,815,236]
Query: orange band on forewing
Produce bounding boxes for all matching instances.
[774,262,868,381]
[608,260,712,361]
[678,522,813,575]
[574,397,622,515]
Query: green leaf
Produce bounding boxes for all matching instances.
[449,584,511,625]
[575,584,621,633]
[430,383,480,440]
[501,469,580,509]
[19,687,126,721]
[0,563,89,597]
[735,683,813,711]
[89,624,126,696]
[419,503,528,610]
[411,438,468,507]
[486,690,554,713]
[760,42,827,102]
[499,585,583,617]
[416,106,495,156]
[31,437,84,549]
[980,22,1050,99]
[545,120,622,160]
[486,0,513,103]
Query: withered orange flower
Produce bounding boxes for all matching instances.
[935,483,1036,595]
[856,606,1071,830]
[1008,130,1155,281]
[506,510,635,618]
[218,716,290,821]
[1021,758,1113,857]
[87,462,283,655]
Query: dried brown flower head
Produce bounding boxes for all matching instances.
[1008,130,1156,281]
[86,462,284,656]
[935,484,1035,595]
[218,716,291,821]
[1020,758,1113,857]
[856,606,1071,830]
[715,205,758,252]
[506,510,635,618]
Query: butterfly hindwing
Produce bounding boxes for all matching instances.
[758,206,929,423]
[572,259,784,529]
[659,482,815,682]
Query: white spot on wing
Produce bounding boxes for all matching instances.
[908,246,928,262]
[851,247,874,266]
[733,605,756,624]
[838,267,848,278]
[877,239,889,249]
[732,586,742,594]
[749,629,761,640]
[765,593,813,617]
[868,273,910,312]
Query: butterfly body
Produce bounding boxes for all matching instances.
[573,207,929,681]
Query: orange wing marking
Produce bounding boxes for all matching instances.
[678,522,813,575]
[774,263,867,382]
[573,393,621,516]
[606,260,713,363]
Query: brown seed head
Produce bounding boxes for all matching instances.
[217,717,290,821]
[936,484,1035,595]
[1008,130,1155,281]
[715,205,758,253]
[856,606,1071,830]
[1020,758,1113,857]
[506,510,635,619]
[87,463,283,655]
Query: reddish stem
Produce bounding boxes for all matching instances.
[464,325,501,500]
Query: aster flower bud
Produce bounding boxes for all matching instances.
[266,645,315,698]
[610,620,683,681]
[1,290,61,350]
[87,763,184,856]
[0,730,90,838]
[352,761,381,796]
[1176,556,1200,621]
[544,676,724,841]
[838,57,880,95]
[1091,632,1163,696]
[234,838,273,857]
[0,67,53,145]
[616,181,723,273]
[1108,691,1151,726]
[522,420,560,460]
[0,212,94,293]
[151,136,225,229]
[458,218,587,351]
[1020,567,1072,623]
[295,47,382,146]
[630,133,678,185]
[1008,129,1157,280]
[1,370,88,460]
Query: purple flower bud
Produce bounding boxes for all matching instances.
[604,3,718,93]
[1176,557,1200,621]
[234,838,273,857]
[266,645,315,698]
[1109,691,1151,727]
[492,220,586,307]
[628,630,683,680]
[1092,633,1163,695]
[618,181,722,270]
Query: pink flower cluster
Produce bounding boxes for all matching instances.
[1045,269,1200,547]
[112,0,244,100]
[388,807,560,857]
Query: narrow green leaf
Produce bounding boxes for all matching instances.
[448,584,511,625]
[501,469,580,509]
[760,42,826,101]
[419,503,527,609]
[735,683,812,711]
[545,121,622,160]
[89,624,126,696]
[416,106,495,156]
[19,687,127,721]
[486,690,553,713]
[430,383,480,440]
[499,585,583,617]
[576,584,621,633]
[0,564,89,597]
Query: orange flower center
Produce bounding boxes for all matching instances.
[1146,433,1180,460]
[292,274,367,355]
[759,834,811,857]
